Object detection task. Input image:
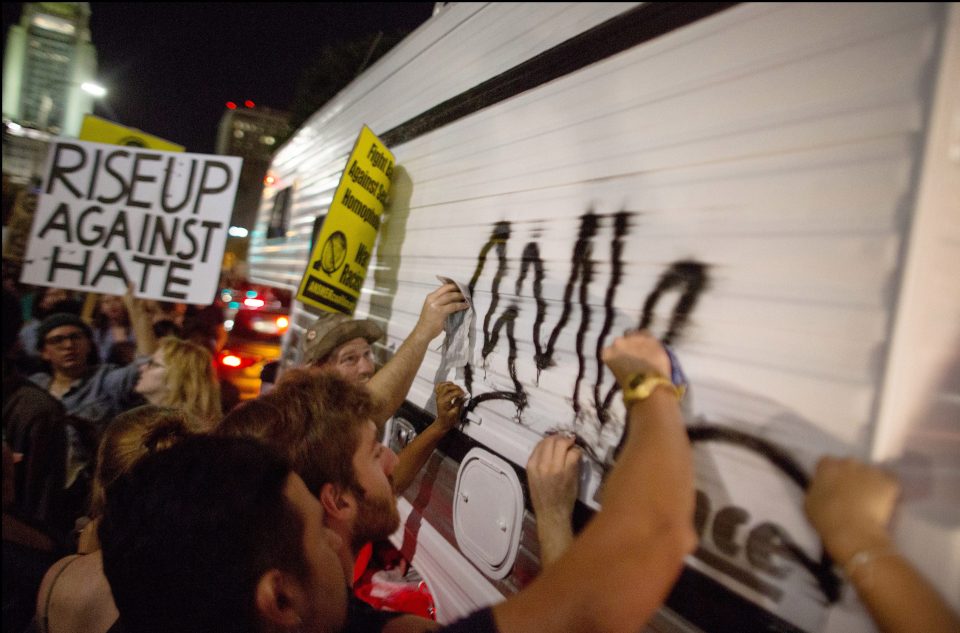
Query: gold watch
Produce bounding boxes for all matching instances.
[622,372,682,406]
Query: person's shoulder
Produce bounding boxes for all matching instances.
[17,376,59,401]
[19,319,40,338]
[46,552,111,601]
[5,373,64,417]
[37,552,117,633]
[36,553,84,624]
[26,370,52,389]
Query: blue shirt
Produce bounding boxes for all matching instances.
[18,319,41,357]
[29,361,144,431]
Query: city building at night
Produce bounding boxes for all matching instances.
[3,2,99,181]
[216,103,290,229]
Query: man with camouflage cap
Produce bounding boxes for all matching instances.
[300,281,468,426]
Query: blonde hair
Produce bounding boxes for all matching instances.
[89,405,199,519]
[153,336,222,429]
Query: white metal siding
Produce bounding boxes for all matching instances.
[250,3,957,631]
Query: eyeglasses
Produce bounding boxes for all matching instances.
[43,332,87,347]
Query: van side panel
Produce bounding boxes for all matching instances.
[250,4,956,631]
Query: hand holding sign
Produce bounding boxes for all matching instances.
[123,282,159,357]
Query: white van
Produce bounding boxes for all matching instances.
[248,4,959,632]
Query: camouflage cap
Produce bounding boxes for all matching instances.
[299,312,384,366]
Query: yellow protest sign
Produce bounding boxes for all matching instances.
[296,125,394,314]
[79,115,184,152]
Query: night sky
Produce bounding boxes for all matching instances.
[2,2,436,153]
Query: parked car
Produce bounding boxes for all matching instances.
[217,308,289,401]
[217,283,291,321]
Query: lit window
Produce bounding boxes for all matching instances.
[32,15,76,35]
[266,186,293,240]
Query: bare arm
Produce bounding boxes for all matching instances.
[805,457,960,633]
[81,292,98,324]
[526,434,581,568]
[391,382,465,494]
[494,331,697,633]
[367,284,467,427]
[122,284,157,358]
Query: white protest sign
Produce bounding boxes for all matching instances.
[21,139,242,304]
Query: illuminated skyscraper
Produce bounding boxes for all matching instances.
[3,3,99,183]
[3,2,98,136]
[216,104,291,231]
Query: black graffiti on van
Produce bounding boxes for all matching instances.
[457,214,844,607]
[463,211,709,426]
[688,426,841,604]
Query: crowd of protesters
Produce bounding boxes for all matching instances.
[1,278,230,631]
[2,277,957,633]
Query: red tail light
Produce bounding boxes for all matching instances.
[218,350,258,369]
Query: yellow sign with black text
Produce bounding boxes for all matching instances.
[79,115,185,152]
[296,125,394,314]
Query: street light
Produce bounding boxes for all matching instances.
[80,81,107,98]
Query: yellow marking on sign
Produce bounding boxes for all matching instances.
[79,115,185,152]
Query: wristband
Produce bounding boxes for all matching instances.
[663,344,688,393]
